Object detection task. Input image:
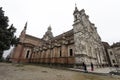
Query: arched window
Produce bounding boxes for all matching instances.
[69,49,73,56]
[60,49,62,57]
[26,50,30,59]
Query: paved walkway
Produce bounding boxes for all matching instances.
[69,67,120,74]
[1,63,119,80]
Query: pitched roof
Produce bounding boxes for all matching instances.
[51,29,73,41]
[25,34,42,41]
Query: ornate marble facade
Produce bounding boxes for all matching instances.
[73,7,107,67]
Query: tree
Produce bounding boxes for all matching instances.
[0,7,19,60]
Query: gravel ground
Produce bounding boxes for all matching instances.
[0,63,119,80]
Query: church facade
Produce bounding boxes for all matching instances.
[10,6,108,68]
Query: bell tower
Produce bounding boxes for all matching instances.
[73,6,86,66]
[73,5,107,68]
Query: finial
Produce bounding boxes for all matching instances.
[49,24,51,27]
[48,24,51,31]
[74,3,78,11]
[75,3,77,8]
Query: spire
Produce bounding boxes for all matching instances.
[20,22,27,35]
[24,22,27,30]
[19,22,27,41]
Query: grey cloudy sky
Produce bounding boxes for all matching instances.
[0,0,120,57]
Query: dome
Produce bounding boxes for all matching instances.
[48,25,51,31]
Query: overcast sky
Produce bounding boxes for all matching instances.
[1,0,120,57]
